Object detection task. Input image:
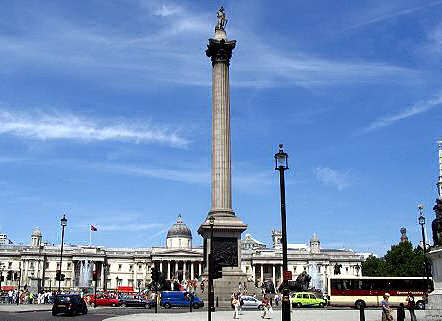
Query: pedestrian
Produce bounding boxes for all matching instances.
[406,292,417,321]
[200,280,205,293]
[232,294,240,319]
[381,293,393,321]
[397,303,405,321]
[261,294,271,319]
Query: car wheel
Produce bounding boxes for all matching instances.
[51,310,57,316]
[355,300,366,310]
[83,308,88,315]
[111,303,116,307]
[319,302,324,308]
[192,303,200,309]
[164,303,172,309]
[121,303,127,308]
[296,302,302,308]
[258,305,264,310]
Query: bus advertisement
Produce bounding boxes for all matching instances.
[327,276,432,310]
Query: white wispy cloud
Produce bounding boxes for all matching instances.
[345,1,442,31]
[362,93,442,133]
[314,167,351,191]
[153,4,183,17]
[0,2,415,90]
[0,110,189,147]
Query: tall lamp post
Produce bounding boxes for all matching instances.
[208,215,215,321]
[417,205,431,291]
[274,144,290,321]
[0,263,5,293]
[58,214,67,293]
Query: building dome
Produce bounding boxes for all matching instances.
[32,227,42,237]
[166,215,192,249]
[167,215,192,239]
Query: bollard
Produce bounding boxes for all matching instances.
[359,304,365,321]
[216,296,218,308]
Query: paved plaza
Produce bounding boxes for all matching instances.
[107,309,427,321]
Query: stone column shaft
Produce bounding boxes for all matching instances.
[167,261,171,280]
[211,60,232,211]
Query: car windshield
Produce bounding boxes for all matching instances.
[56,296,78,303]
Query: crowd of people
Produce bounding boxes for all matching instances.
[0,289,59,305]
[381,292,418,321]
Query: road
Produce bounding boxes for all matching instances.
[0,306,189,321]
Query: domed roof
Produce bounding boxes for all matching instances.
[167,215,192,239]
[32,227,42,237]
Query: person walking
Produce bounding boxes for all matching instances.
[232,293,240,319]
[261,294,272,319]
[406,292,417,321]
[381,293,394,321]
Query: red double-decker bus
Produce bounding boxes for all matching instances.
[328,276,431,309]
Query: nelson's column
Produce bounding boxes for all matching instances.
[198,7,251,306]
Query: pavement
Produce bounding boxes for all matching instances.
[106,309,428,321]
[0,304,53,313]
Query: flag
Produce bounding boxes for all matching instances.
[91,225,97,232]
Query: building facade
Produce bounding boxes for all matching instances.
[0,216,364,293]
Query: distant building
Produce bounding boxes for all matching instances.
[0,216,364,293]
[0,233,13,245]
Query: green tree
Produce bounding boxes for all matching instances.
[362,241,425,276]
[361,255,385,276]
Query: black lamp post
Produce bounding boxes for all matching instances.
[58,214,67,293]
[0,263,5,293]
[208,215,215,321]
[274,144,290,321]
[417,205,431,291]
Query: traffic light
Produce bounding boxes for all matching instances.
[151,267,158,282]
[209,254,222,280]
[92,271,98,281]
[55,271,65,281]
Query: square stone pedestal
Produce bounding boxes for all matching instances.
[426,246,442,320]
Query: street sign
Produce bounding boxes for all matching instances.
[283,271,292,281]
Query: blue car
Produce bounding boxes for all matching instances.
[160,291,204,309]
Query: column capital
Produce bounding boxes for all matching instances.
[206,38,236,66]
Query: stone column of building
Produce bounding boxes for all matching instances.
[272,265,276,286]
[280,265,283,284]
[260,264,264,282]
[167,262,171,280]
[191,262,195,280]
[198,263,201,277]
[183,261,186,279]
[175,261,178,277]
[159,261,163,273]
[100,262,105,290]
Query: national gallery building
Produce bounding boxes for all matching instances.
[0,216,365,293]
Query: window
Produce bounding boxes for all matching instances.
[138,265,142,271]
[30,262,34,269]
[129,265,133,272]
[345,267,349,272]
[67,263,71,270]
[118,264,122,271]
[45,262,49,269]
[309,294,316,299]
[8,262,12,269]
[302,294,309,299]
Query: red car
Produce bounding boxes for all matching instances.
[89,294,120,307]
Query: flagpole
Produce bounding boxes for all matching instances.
[89,226,91,246]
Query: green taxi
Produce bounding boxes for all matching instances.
[291,292,326,308]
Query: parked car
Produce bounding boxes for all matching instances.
[235,296,264,310]
[89,294,120,307]
[119,295,154,308]
[160,291,204,309]
[52,294,88,316]
[291,292,326,308]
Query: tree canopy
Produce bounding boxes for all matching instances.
[362,241,425,277]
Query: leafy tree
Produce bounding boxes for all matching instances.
[362,241,425,277]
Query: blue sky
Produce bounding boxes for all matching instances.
[1,0,441,255]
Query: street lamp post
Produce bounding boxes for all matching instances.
[58,214,67,293]
[274,144,290,321]
[208,215,215,321]
[0,263,5,293]
[418,205,431,291]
